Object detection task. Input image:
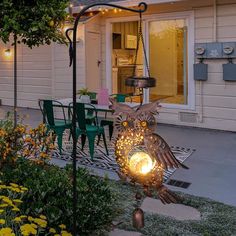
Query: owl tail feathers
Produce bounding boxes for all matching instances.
[158,185,182,204]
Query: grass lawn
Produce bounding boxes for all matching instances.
[109,181,236,236]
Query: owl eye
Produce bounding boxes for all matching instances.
[122,121,129,127]
[140,121,148,128]
[115,114,134,133]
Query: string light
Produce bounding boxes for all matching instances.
[114,8,118,13]
[4,49,12,58]
[69,3,73,15]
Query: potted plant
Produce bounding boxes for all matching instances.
[77,88,91,103]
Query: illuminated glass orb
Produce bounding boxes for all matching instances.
[129,151,155,175]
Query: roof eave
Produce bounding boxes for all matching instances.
[72,0,185,14]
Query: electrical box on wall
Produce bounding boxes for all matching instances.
[195,42,236,59]
[194,63,208,81]
[223,63,236,81]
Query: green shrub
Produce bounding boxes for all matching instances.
[1,159,117,235]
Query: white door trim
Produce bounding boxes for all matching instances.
[105,10,195,110]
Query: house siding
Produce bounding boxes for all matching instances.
[52,24,86,100]
[194,2,236,131]
[0,43,52,108]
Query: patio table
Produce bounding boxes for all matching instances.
[56,98,137,112]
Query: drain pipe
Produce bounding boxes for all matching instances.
[213,0,217,42]
[199,0,217,123]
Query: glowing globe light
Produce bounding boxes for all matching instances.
[129,151,155,175]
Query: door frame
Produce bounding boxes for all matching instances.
[105,10,195,110]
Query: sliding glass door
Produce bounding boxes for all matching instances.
[148,19,188,105]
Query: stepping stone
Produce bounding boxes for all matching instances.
[141,197,201,221]
[109,229,142,236]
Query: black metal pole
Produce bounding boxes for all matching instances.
[66,3,148,235]
[14,34,17,127]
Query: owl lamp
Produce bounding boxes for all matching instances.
[110,99,188,228]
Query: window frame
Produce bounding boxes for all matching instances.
[105,10,195,110]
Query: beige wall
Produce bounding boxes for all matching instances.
[0,42,52,108]
[52,24,86,99]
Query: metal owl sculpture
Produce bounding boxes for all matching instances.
[110,99,188,204]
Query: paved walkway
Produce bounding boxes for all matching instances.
[1,106,236,207]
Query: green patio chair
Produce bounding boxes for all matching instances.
[99,93,133,141]
[70,102,109,160]
[110,93,133,103]
[39,99,72,154]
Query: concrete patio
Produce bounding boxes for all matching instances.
[1,105,236,207]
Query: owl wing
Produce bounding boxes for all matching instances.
[145,133,189,170]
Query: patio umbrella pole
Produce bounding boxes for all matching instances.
[14,34,17,127]
[67,2,148,235]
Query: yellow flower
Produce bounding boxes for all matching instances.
[20,224,37,236]
[49,228,56,233]
[2,197,13,206]
[13,217,22,223]
[12,207,20,212]
[21,187,28,192]
[0,219,5,224]
[61,230,72,236]
[13,199,23,204]
[31,223,38,229]
[28,216,34,221]
[39,152,48,158]
[39,214,47,220]
[0,209,4,214]
[0,227,15,236]
[10,183,18,188]
[0,204,8,208]
[33,218,47,228]
[59,224,66,229]
[20,215,27,219]
[10,187,21,193]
